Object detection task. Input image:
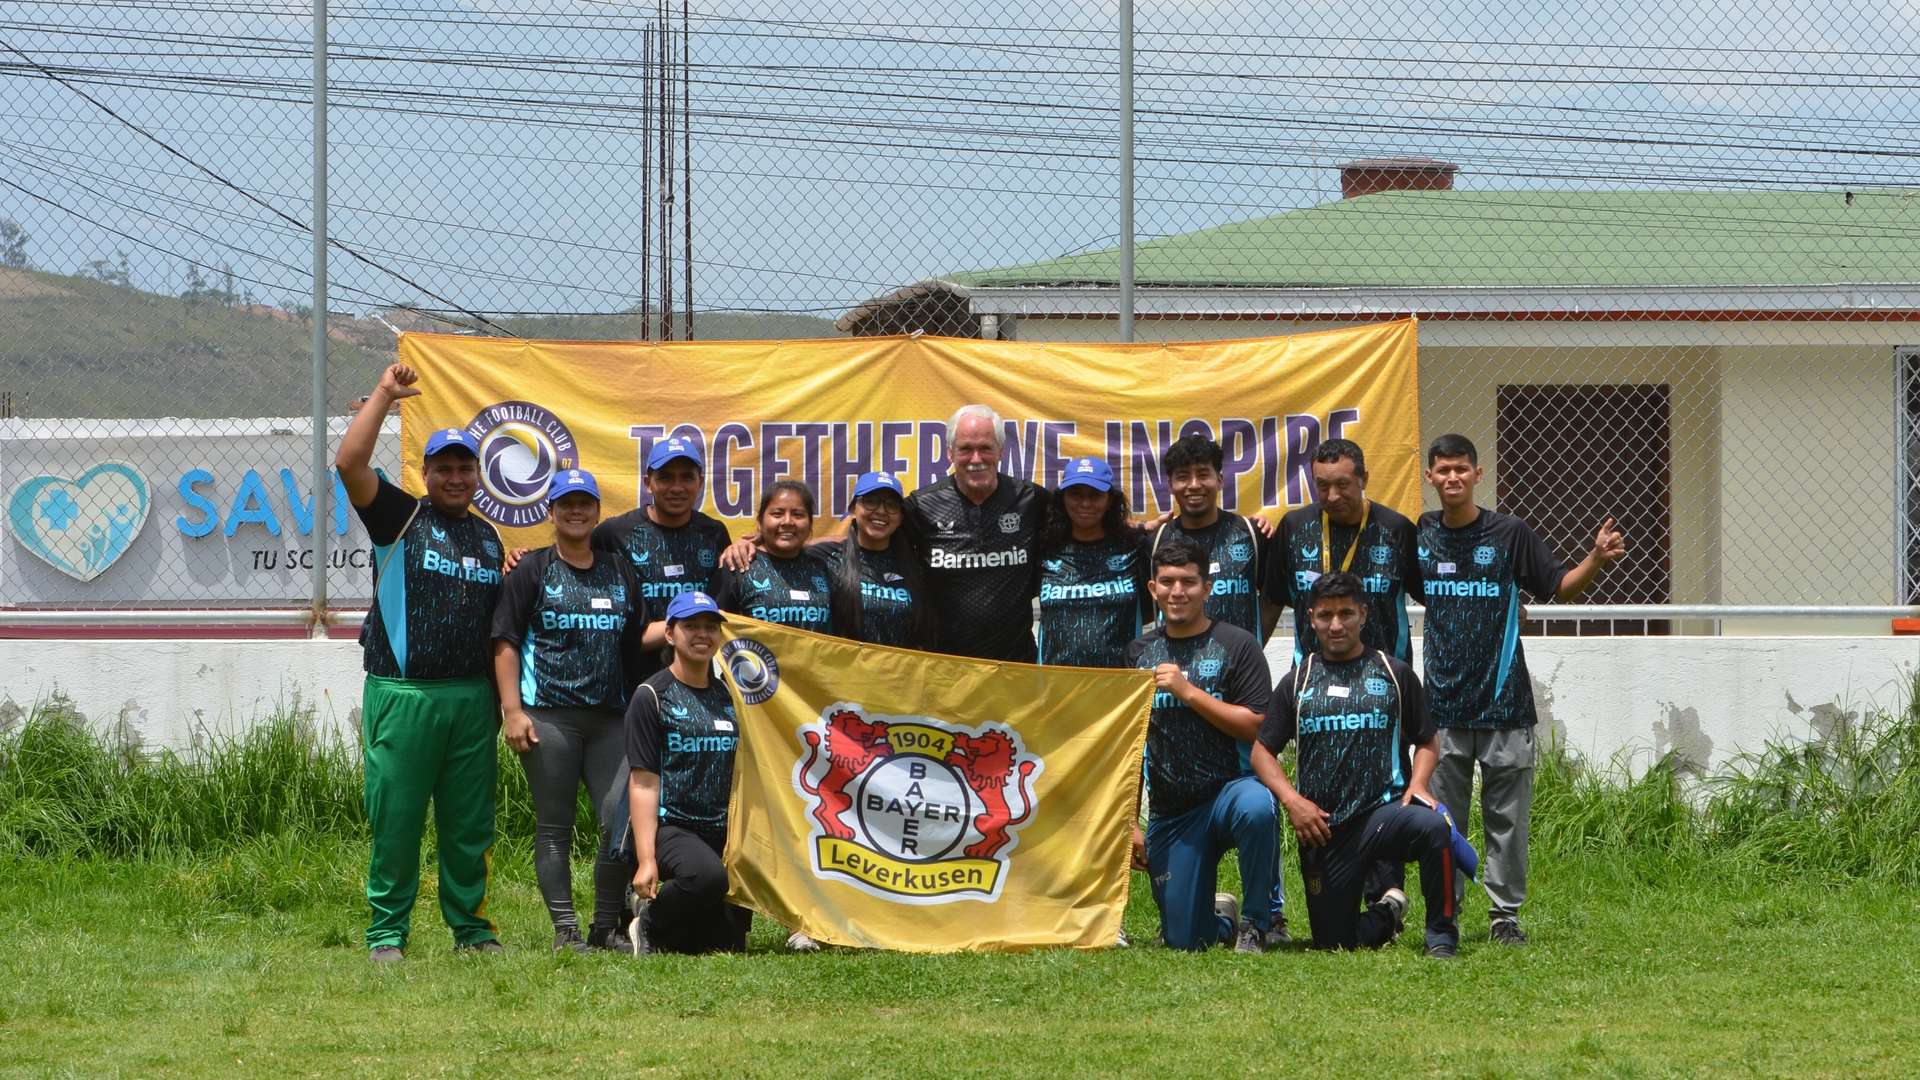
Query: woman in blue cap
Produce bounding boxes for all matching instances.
[624,589,754,955]
[1037,457,1152,669]
[490,468,648,953]
[821,470,937,649]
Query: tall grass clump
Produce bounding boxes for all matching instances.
[1704,679,1920,885]
[0,695,588,859]
[1530,744,1700,870]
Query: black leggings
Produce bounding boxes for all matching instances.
[517,707,633,934]
[648,825,753,954]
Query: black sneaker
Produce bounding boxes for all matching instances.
[455,940,505,955]
[625,886,652,956]
[553,927,591,956]
[1371,887,1409,938]
[1425,942,1458,960]
[1490,919,1528,946]
[585,925,632,953]
[368,945,404,964]
[1260,916,1291,949]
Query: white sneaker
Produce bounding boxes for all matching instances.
[1115,928,1132,948]
[1213,892,1240,946]
[785,930,821,952]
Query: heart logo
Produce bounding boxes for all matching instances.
[7,462,151,582]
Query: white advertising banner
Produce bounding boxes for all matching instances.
[0,417,399,607]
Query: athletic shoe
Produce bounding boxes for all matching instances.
[455,940,504,955]
[624,887,652,956]
[1373,887,1409,938]
[585,925,632,953]
[786,931,822,953]
[1213,892,1240,947]
[553,927,591,956]
[1490,919,1528,946]
[1233,923,1271,954]
[368,945,404,964]
[1115,928,1132,948]
[1425,942,1458,960]
[1261,916,1292,949]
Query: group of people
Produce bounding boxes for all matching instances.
[337,362,1627,961]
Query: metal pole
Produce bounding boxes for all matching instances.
[309,0,330,632]
[1118,0,1134,343]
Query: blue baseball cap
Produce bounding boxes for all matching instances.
[664,590,726,624]
[423,427,478,459]
[646,435,704,472]
[1059,456,1114,492]
[852,471,904,499]
[1433,801,1480,880]
[544,467,600,504]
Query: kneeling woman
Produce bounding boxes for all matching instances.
[624,591,753,954]
[490,469,645,953]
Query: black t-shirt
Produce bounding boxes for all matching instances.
[905,474,1048,662]
[1151,514,1266,639]
[356,476,503,680]
[818,540,920,648]
[1264,501,1419,661]
[1126,621,1272,819]
[1261,650,1431,828]
[709,549,835,633]
[1416,508,1567,730]
[1038,532,1151,668]
[626,668,739,838]
[489,547,647,711]
[592,508,732,681]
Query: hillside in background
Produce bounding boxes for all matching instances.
[0,267,842,419]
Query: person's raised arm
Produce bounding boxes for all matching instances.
[1554,516,1627,602]
[337,362,419,509]
[1151,663,1262,742]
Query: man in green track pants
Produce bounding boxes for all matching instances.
[340,362,507,961]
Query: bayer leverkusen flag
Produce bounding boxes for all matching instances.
[716,617,1151,952]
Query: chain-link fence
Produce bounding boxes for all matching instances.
[2,0,1916,621]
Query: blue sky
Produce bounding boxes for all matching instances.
[3,0,1916,322]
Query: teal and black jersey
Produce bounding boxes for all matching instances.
[490,547,647,710]
[818,541,920,648]
[356,477,503,680]
[1127,622,1272,819]
[1416,507,1567,730]
[592,508,730,680]
[709,549,834,633]
[1038,533,1150,668]
[1151,514,1267,639]
[626,668,738,837]
[1264,501,1418,661]
[1261,651,1431,828]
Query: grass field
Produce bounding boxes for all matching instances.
[3,691,1918,1078]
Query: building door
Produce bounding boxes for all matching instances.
[1495,383,1673,636]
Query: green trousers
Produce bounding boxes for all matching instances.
[362,673,499,950]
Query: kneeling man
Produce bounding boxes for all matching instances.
[1251,572,1462,958]
[1127,538,1281,952]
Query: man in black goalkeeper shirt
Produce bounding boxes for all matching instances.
[905,403,1050,662]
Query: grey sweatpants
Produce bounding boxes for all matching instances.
[1431,726,1535,923]
[518,706,632,933]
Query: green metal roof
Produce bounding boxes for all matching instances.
[953,189,1920,290]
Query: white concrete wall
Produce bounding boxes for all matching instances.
[2,636,1912,775]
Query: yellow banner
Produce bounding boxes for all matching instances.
[714,617,1151,952]
[395,322,1420,547]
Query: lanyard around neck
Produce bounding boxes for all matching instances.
[1320,501,1370,574]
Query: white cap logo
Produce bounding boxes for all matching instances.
[569,470,582,481]
[1076,461,1093,472]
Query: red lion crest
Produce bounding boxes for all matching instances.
[797,709,892,839]
[946,730,1038,859]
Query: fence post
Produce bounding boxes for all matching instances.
[309,0,330,633]
[1118,0,1134,344]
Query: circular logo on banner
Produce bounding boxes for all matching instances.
[462,401,578,528]
[720,637,781,705]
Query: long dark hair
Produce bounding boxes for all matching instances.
[831,499,938,648]
[1042,484,1132,553]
